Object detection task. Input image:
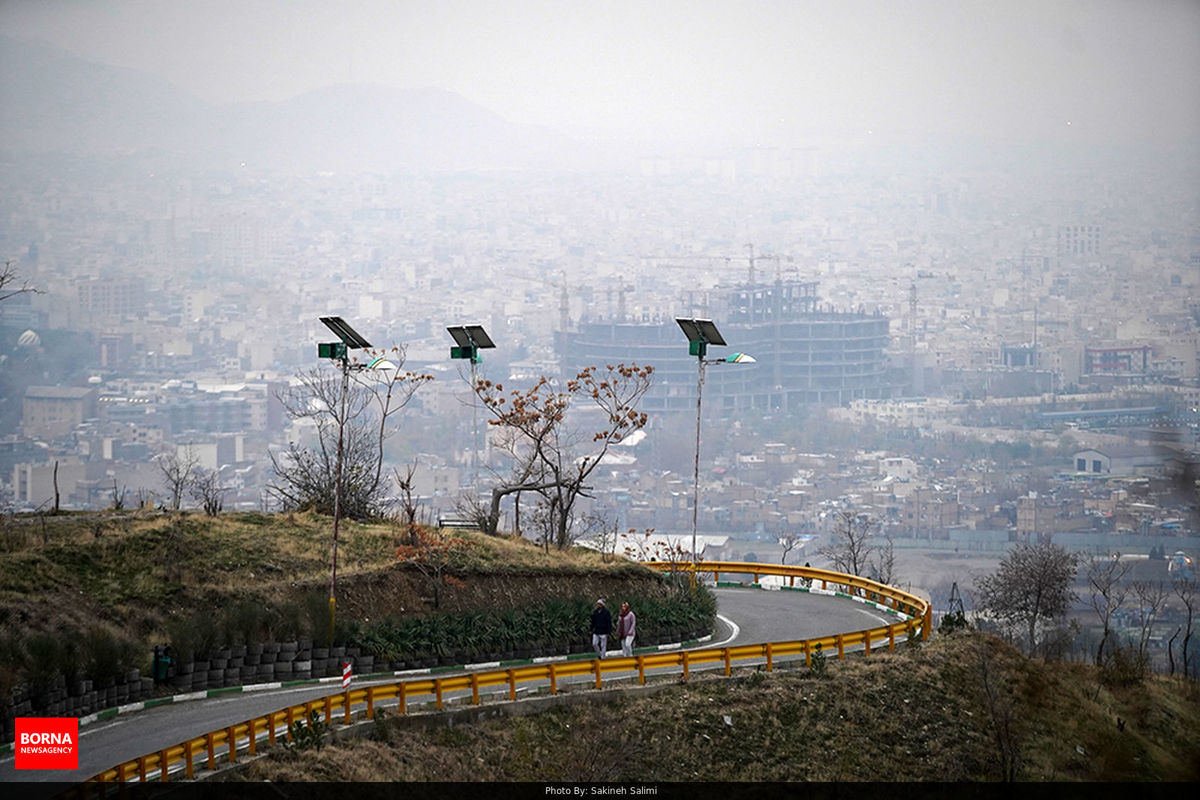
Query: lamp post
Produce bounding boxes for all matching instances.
[675,317,755,562]
[316,315,381,643]
[447,325,496,489]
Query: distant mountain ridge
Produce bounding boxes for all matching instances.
[0,36,590,172]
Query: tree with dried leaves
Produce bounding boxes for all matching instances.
[394,528,471,610]
[975,541,1079,657]
[471,363,653,548]
[269,347,431,520]
[1085,551,1132,667]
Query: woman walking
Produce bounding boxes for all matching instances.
[617,601,636,657]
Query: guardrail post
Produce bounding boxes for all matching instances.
[367,686,376,719]
[268,711,278,744]
[682,650,690,680]
[159,750,169,782]
[637,655,646,685]
[836,634,845,660]
[863,634,871,658]
[435,677,444,710]
[765,642,774,671]
[723,648,731,676]
[470,673,480,705]
[324,695,332,725]
[821,579,827,590]
[889,626,896,651]
[549,663,559,694]
[803,640,811,668]
[593,659,602,689]
[206,732,215,770]
[344,690,352,724]
[507,669,516,701]
[923,605,932,640]
[227,726,237,763]
[248,718,257,755]
[184,741,194,780]
[714,571,720,582]
[285,707,294,741]
[399,681,408,714]
[137,755,147,782]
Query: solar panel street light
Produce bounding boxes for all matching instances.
[447,324,497,488]
[313,315,378,644]
[674,316,754,562]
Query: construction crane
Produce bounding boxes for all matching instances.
[497,268,572,332]
[640,244,794,286]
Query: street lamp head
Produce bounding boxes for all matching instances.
[724,352,756,364]
[365,356,398,371]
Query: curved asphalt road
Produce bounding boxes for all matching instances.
[1,586,898,788]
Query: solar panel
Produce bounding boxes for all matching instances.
[675,317,726,346]
[446,325,496,349]
[320,316,372,349]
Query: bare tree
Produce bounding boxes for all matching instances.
[0,260,41,304]
[976,639,1022,781]
[269,348,431,520]
[157,446,200,512]
[779,531,801,565]
[975,541,1079,657]
[1173,578,1197,679]
[1131,579,1170,670]
[473,363,653,548]
[869,534,897,586]
[1085,551,1132,667]
[819,511,876,578]
[108,479,126,511]
[190,468,229,517]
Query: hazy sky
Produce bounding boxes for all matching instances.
[2,0,1198,148]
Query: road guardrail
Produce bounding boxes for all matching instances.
[64,560,930,792]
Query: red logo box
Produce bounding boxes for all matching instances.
[15,717,78,770]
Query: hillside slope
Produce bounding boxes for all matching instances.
[226,631,1200,783]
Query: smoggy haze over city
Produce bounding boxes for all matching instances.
[2,0,1198,155]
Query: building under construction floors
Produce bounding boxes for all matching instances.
[559,279,893,414]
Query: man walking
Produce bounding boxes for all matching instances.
[617,601,636,657]
[590,599,612,658]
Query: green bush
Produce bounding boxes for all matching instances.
[344,587,717,664]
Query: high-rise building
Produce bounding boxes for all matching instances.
[559,280,892,413]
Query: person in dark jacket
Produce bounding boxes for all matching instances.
[590,599,612,658]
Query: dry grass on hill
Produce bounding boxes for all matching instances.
[226,631,1200,783]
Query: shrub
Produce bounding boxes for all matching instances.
[84,627,123,687]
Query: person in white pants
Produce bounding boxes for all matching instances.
[617,601,636,657]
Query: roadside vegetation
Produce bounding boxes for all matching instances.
[0,509,707,742]
[224,629,1200,783]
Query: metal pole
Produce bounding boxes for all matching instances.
[329,356,349,643]
[470,357,479,488]
[691,357,706,562]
